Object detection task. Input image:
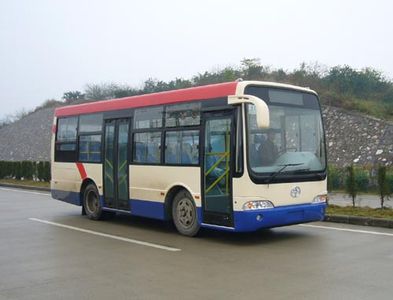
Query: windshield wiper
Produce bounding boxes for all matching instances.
[265,163,304,184]
[291,168,311,173]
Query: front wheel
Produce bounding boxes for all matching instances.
[83,184,104,220]
[172,190,200,237]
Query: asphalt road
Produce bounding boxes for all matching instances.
[1,187,393,300]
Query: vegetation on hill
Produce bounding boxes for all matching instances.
[1,59,392,128]
[59,59,393,121]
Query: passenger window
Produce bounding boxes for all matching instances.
[55,116,78,162]
[79,114,103,132]
[134,106,163,129]
[165,130,199,165]
[57,117,78,142]
[165,103,201,127]
[79,135,102,162]
[133,132,161,163]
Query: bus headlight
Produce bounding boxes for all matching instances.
[312,194,328,204]
[243,200,274,210]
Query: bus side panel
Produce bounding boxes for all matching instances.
[51,162,103,206]
[51,162,82,205]
[129,165,201,220]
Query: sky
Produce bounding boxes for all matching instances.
[1,0,393,119]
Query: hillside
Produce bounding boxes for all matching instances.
[0,107,55,161]
[0,104,391,166]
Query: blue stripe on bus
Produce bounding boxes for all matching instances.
[51,190,81,206]
[51,190,104,207]
[51,190,179,221]
[129,199,165,220]
[233,203,326,232]
[51,189,326,232]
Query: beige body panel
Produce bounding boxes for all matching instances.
[130,165,201,206]
[232,176,327,211]
[51,162,103,194]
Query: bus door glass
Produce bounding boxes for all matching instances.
[202,111,234,227]
[104,118,130,210]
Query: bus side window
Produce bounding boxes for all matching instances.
[133,132,161,164]
[164,130,199,165]
[55,116,78,162]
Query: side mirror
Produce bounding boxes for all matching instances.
[228,94,270,128]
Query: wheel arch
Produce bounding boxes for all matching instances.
[164,184,194,220]
[80,178,98,209]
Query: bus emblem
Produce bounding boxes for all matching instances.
[290,186,301,198]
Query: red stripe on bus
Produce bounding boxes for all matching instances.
[51,124,57,134]
[55,82,238,117]
[76,163,87,180]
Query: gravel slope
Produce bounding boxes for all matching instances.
[0,105,391,166]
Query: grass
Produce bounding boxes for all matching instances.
[327,204,393,220]
[0,178,49,188]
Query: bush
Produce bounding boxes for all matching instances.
[0,160,51,182]
[43,162,51,182]
[327,165,341,191]
[37,162,45,181]
[21,161,34,180]
[0,161,5,179]
[14,162,22,180]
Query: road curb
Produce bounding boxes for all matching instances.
[324,214,393,229]
[0,183,50,193]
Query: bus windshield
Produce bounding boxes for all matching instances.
[246,88,326,179]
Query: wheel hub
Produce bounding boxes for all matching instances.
[178,198,194,228]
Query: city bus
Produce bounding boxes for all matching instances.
[51,81,327,236]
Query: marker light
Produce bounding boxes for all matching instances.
[312,194,328,204]
[243,200,274,210]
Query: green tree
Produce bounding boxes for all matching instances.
[62,91,85,104]
[241,58,268,80]
[345,165,370,207]
[377,165,391,209]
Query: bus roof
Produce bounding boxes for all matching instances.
[55,82,238,117]
[54,81,315,117]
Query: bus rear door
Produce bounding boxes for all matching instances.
[103,118,130,210]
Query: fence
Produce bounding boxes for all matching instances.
[328,164,393,193]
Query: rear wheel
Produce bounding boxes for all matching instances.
[172,190,200,237]
[83,184,104,220]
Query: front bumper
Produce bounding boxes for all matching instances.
[233,202,326,232]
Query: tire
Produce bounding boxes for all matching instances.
[172,190,200,237]
[83,184,104,220]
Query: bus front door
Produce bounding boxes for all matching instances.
[202,112,234,227]
[103,119,130,210]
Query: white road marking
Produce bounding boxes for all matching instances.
[29,218,181,252]
[299,224,393,237]
[0,187,50,196]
